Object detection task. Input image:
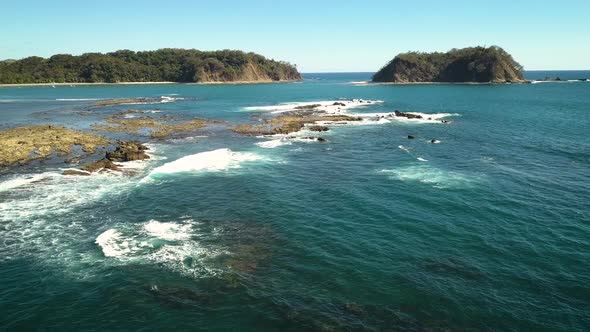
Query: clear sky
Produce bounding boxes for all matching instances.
[1,0,589,72]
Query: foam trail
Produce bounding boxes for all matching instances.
[381,164,480,189]
[0,172,61,192]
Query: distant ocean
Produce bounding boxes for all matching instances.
[0,71,589,331]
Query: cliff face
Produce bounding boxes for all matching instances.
[0,49,302,84]
[372,46,525,83]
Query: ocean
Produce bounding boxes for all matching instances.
[0,72,589,331]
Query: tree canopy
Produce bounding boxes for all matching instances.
[372,46,524,83]
[0,49,301,84]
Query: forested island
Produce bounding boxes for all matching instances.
[0,49,301,84]
[372,46,525,83]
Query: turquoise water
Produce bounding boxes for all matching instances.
[0,72,589,331]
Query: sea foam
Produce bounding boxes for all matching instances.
[381,165,481,189]
[148,148,262,175]
[95,219,227,278]
[243,99,383,114]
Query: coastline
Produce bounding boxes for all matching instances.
[0,79,302,88]
[366,81,531,85]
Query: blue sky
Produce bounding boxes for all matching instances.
[1,0,589,72]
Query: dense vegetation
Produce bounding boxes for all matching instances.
[372,46,524,83]
[0,49,301,84]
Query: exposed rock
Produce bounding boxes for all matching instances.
[332,102,346,107]
[82,158,120,173]
[234,114,361,135]
[294,104,322,110]
[395,111,423,119]
[105,141,150,161]
[308,125,330,132]
[63,169,91,176]
[0,125,108,169]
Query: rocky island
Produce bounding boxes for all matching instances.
[372,46,525,83]
[0,49,301,84]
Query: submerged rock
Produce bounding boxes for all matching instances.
[408,135,415,139]
[92,111,212,139]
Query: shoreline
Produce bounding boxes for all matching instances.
[0,79,302,88]
[365,80,531,85]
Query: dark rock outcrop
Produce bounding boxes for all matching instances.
[65,141,150,175]
[105,141,150,162]
[308,125,330,132]
[395,111,423,119]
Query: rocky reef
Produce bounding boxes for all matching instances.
[91,110,213,138]
[0,125,108,168]
[67,141,150,175]
[373,46,525,83]
[234,105,361,135]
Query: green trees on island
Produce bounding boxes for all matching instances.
[372,46,525,83]
[0,49,301,84]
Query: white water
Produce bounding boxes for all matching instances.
[381,164,481,189]
[96,219,227,278]
[243,99,383,114]
[148,148,262,175]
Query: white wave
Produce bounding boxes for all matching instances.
[316,117,390,126]
[357,112,459,124]
[0,172,61,192]
[144,220,192,241]
[417,157,428,162]
[381,164,480,189]
[148,148,262,175]
[160,96,185,103]
[347,81,370,85]
[95,219,227,278]
[96,229,135,258]
[255,138,292,149]
[398,145,410,153]
[243,99,383,114]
